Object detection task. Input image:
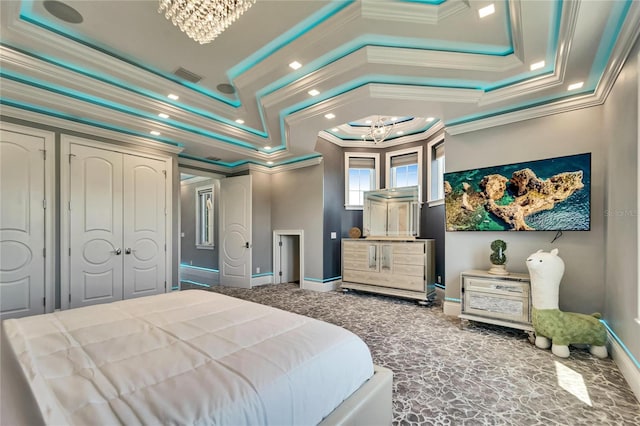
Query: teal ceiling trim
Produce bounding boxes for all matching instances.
[588,0,632,89]
[19,0,240,107]
[326,119,440,141]
[448,0,630,127]
[178,151,322,169]
[0,70,260,150]
[228,0,354,79]
[0,97,183,147]
[0,43,269,138]
[402,0,446,4]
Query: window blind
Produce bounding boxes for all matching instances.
[349,157,375,169]
[390,152,418,168]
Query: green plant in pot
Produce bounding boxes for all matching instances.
[488,239,509,275]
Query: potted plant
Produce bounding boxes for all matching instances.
[488,239,509,275]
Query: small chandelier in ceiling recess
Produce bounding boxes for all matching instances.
[366,116,396,144]
[158,0,256,44]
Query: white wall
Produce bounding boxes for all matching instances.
[444,106,607,315]
[271,163,324,280]
[603,45,639,365]
[251,171,272,275]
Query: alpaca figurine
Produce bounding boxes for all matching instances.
[525,249,608,358]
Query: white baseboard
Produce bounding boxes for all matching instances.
[303,279,340,292]
[443,300,461,317]
[251,275,273,287]
[179,265,219,286]
[608,330,640,403]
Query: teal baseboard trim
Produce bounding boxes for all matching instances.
[434,283,446,290]
[305,276,342,283]
[180,279,211,288]
[251,272,273,278]
[601,320,640,370]
[180,263,219,273]
[444,297,461,303]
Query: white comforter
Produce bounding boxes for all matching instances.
[3,290,374,425]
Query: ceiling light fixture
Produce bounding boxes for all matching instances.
[158,113,170,119]
[289,61,302,70]
[478,4,495,18]
[568,81,584,91]
[331,128,339,132]
[235,119,245,124]
[366,116,396,144]
[150,130,161,136]
[264,145,271,150]
[158,0,256,44]
[267,161,274,165]
[167,93,179,100]
[530,60,545,71]
[308,89,320,96]
[426,117,435,122]
[324,113,336,119]
[396,131,404,135]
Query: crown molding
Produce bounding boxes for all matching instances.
[319,120,445,148]
[0,105,183,155]
[178,153,323,174]
[370,84,483,103]
[365,45,522,72]
[361,0,469,25]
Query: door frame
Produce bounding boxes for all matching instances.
[60,134,173,310]
[0,121,56,314]
[272,229,304,285]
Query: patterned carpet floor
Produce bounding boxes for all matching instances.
[182,282,640,425]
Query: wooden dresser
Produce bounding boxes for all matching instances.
[341,239,435,302]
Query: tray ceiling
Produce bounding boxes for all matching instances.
[0,0,639,172]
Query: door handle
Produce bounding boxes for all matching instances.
[125,248,132,255]
[111,248,122,255]
[245,242,250,248]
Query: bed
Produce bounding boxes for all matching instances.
[0,290,392,425]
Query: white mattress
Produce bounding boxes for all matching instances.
[2,290,374,425]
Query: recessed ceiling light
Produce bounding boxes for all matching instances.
[391,117,398,121]
[324,113,335,119]
[267,161,274,165]
[331,128,339,132]
[478,4,495,18]
[167,94,179,100]
[289,61,302,70]
[426,117,435,122]
[235,119,245,124]
[530,61,545,71]
[264,145,272,150]
[396,131,404,135]
[568,81,584,91]
[308,89,320,96]
[365,120,372,124]
[158,113,170,119]
[150,130,161,136]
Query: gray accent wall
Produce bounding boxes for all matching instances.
[251,171,273,275]
[603,43,639,363]
[180,177,218,270]
[444,107,607,315]
[316,136,446,283]
[271,163,325,280]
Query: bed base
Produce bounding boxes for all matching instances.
[319,365,393,426]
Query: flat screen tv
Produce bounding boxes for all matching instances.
[444,153,591,231]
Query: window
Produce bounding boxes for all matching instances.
[345,153,380,209]
[427,137,445,206]
[386,146,423,189]
[196,184,214,249]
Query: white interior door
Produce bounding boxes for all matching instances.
[122,154,166,298]
[280,235,299,284]
[69,144,124,308]
[219,175,252,288]
[0,130,46,319]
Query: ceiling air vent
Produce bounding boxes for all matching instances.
[174,67,202,84]
[206,156,221,162]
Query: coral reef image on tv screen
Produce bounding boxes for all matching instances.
[444,153,591,231]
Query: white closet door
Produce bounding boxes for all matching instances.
[219,175,252,288]
[0,130,46,319]
[69,144,124,308]
[122,154,166,299]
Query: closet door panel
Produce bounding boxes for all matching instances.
[69,144,124,308]
[123,155,166,298]
[0,130,46,319]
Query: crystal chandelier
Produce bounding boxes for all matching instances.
[366,116,396,144]
[158,0,256,44]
